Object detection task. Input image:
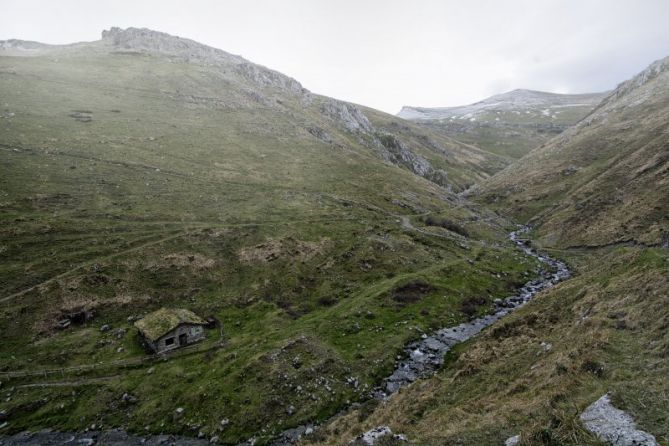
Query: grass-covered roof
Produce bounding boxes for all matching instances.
[134,308,206,342]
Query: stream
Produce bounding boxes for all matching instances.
[381,227,570,395]
[262,226,571,445]
[0,228,571,446]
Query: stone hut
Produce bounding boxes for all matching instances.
[134,308,207,353]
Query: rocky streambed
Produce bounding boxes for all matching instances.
[381,227,570,395]
[264,227,571,445]
[0,228,570,446]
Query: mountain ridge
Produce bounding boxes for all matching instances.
[396,89,606,160]
[1,26,667,446]
[397,89,606,120]
[0,27,524,443]
[473,55,669,248]
[310,53,669,446]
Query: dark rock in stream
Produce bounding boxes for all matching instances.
[380,226,570,395]
[262,226,571,444]
[0,429,211,445]
[0,228,569,446]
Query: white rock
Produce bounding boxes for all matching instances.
[357,426,392,445]
[580,394,658,446]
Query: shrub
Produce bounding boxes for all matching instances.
[424,216,469,237]
[391,280,434,305]
[460,296,487,317]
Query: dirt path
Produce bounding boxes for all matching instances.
[0,231,187,304]
[0,196,440,306]
[16,376,119,388]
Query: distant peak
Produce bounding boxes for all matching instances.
[397,88,606,120]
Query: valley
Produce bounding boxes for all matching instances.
[0,27,667,446]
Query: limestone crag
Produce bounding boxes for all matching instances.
[320,99,374,133]
[102,27,306,95]
[580,394,658,446]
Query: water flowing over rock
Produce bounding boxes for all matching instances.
[256,226,571,445]
[0,228,570,446]
[381,227,569,395]
[0,429,210,445]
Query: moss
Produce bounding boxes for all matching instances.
[134,308,206,342]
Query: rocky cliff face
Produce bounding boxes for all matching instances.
[320,99,452,186]
[101,27,244,65]
[604,56,669,102]
[587,55,669,119]
[320,99,375,133]
[100,27,306,95]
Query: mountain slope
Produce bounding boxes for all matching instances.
[0,28,528,443]
[473,57,669,248]
[309,58,669,446]
[399,89,605,159]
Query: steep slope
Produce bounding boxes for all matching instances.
[474,57,669,248]
[310,246,669,446]
[399,89,605,159]
[0,28,531,443]
[309,59,669,446]
[309,246,669,446]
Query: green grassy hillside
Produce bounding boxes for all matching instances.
[309,246,669,445]
[0,28,531,443]
[473,57,669,249]
[309,58,669,446]
[2,27,666,446]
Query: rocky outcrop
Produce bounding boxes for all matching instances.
[320,100,374,133]
[350,426,407,445]
[0,40,51,51]
[234,62,305,94]
[101,27,305,95]
[604,56,669,103]
[375,132,450,186]
[319,99,452,186]
[102,27,243,64]
[580,394,658,446]
[375,133,431,176]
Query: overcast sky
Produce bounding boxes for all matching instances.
[2,0,669,113]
